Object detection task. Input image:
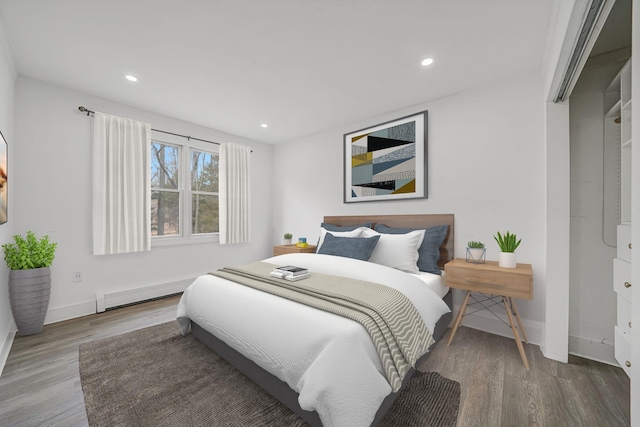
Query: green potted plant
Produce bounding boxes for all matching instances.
[2,231,57,335]
[494,231,521,268]
[283,233,293,245]
[466,240,486,264]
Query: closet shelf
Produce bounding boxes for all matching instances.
[606,100,621,118]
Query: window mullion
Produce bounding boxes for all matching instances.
[182,144,191,239]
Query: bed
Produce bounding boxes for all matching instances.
[177,214,454,427]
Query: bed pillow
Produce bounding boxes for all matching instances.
[316,227,367,252]
[316,232,380,261]
[374,224,448,275]
[362,228,425,274]
[320,222,373,232]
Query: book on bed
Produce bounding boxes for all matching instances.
[274,265,308,275]
[271,265,310,281]
[270,271,310,281]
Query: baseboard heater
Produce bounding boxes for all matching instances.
[96,278,196,312]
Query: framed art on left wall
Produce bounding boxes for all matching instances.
[344,111,427,203]
[0,131,7,224]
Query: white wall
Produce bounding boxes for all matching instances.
[568,52,630,364]
[0,21,15,372]
[12,78,273,323]
[272,73,547,343]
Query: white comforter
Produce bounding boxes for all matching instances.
[176,253,450,427]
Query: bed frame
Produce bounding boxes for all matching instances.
[192,213,454,427]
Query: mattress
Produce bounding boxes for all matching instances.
[409,270,449,298]
[177,253,450,427]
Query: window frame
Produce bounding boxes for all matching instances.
[151,133,220,247]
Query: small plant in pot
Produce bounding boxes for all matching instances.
[283,233,293,245]
[2,231,57,335]
[494,231,521,268]
[466,240,486,264]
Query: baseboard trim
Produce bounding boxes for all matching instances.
[540,345,569,363]
[568,335,617,366]
[44,300,96,325]
[43,278,196,324]
[0,324,16,376]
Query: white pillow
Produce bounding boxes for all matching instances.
[362,228,425,274]
[316,227,367,251]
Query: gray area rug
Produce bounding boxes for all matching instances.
[80,321,460,427]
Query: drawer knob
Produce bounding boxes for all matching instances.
[626,361,631,368]
[624,282,632,288]
[629,243,632,250]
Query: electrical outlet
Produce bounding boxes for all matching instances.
[73,271,82,282]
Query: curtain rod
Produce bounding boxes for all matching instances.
[78,106,221,146]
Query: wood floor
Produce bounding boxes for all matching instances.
[0,296,630,427]
[420,326,631,427]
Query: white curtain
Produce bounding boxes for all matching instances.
[219,143,251,244]
[92,112,151,255]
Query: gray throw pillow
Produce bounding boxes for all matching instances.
[374,224,448,275]
[316,233,380,261]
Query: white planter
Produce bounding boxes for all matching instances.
[466,247,486,264]
[498,252,517,268]
[284,239,292,245]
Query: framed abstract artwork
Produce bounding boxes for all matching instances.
[0,131,6,224]
[344,111,427,203]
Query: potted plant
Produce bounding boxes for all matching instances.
[466,240,486,264]
[283,233,293,245]
[494,231,521,268]
[2,231,57,335]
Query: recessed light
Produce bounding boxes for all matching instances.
[125,74,138,82]
[421,58,434,67]
[261,123,268,128]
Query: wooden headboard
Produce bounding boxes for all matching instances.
[323,214,454,270]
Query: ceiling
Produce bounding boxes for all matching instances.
[0,0,557,144]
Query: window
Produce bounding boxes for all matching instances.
[190,149,219,233]
[151,139,219,243]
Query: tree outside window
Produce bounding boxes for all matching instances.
[151,142,179,236]
[191,149,219,234]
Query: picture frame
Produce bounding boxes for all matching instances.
[344,111,427,203]
[0,131,6,224]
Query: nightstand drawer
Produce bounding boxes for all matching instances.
[445,260,533,300]
[273,244,317,256]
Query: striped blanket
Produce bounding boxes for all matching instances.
[212,261,433,392]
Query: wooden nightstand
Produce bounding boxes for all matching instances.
[444,258,533,369]
[273,244,317,256]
